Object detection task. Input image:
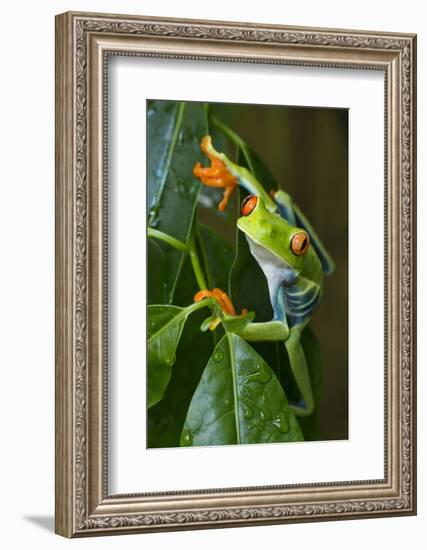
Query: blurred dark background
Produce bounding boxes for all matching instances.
[205,102,348,441]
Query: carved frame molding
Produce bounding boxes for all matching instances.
[55,11,416,537]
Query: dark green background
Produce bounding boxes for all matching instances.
[203,102,348,441]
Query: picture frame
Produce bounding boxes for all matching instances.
[55,11,417,537]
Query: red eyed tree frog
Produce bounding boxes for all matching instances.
[193,136,335,417]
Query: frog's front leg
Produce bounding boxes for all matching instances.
[194,288,288,341]
[193,135,276,212]
[193,136,238,212]
[195,289,314,416]
[239,320,289,342]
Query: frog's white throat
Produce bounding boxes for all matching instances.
[245,236,297,301]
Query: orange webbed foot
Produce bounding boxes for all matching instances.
[193,136,237,212]
[194,288,248,330]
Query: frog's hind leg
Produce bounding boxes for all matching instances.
[285,324,315,417]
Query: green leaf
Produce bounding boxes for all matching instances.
[147,309,214,448]
[181,333,304,446]
[147,239,166,305]
[147,101,179,210]
[171,254,200,308]
[147,100,208,303]
[148,301,212,408]
[211,113,277,193]
[253,327,323,441]
[197,224,234,291]
[237,141,277,194]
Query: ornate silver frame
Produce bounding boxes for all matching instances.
[55,11,417,537]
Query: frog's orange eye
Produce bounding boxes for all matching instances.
[241,195,258,216]
[291,231,310,256]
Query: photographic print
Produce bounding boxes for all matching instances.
[147,100,348,448]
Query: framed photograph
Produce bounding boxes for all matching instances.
[55,11,417,537]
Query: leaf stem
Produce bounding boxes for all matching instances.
[211,115,254,173]
[210,115,276,211]
[148,299,215,348]
[185,296,215,315]
[148,228,188,252]
[148,227,207,291]
[188,232,207,290]
[211,115,247,152]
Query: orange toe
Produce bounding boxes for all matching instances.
[193,137,237,211]
[194,288,247,318]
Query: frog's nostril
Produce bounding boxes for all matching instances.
[291,231,310,255]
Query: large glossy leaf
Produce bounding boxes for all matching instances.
[147,224,233,446]
[254,327,323,441]
[148,302,211,408]
[147,100,208,303]
[251,340,287,387]
[197,224,234,291]
[171,254,200,308]
[147,101,179,210]
[147,239,166,305]
[181,333,304,446]
[147,309,214,448]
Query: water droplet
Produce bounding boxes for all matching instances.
[213,350,224,363]
[260,408,272,421]
[165,356,175,367]
[273,411,290,434]
[147,108,155,118]
[148,210,160,228]
[246,363,272,384]
[224,398,230,406]
[241,402,254,419]
[182,429,193,446]
[176,182,187,197]
[155,168,162,178]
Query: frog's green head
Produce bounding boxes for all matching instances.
[237,195,310,272]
